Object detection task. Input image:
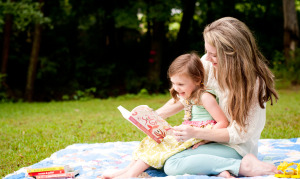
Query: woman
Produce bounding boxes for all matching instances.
[156,17,281,178]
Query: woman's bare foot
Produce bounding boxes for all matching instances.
[239,153,281,176]
[217,171,235,178]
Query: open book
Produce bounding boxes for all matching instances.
[118,105,173,143]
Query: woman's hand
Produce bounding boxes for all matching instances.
[174,124,230,143]
[173,125,198,142]
[192,140,211,149]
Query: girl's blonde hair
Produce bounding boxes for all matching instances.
[168,52,206,105]
[203,17,278,129]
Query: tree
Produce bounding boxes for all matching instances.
[25,0,49,102]
[146,0,176,91]
[24,22,42,101]
[172,0,196,57]
[1,0,14,98]
[1,13,12,82]
[282,0,299,61]
[0,0,51,100]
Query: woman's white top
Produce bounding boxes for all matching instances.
[201,54,266,157]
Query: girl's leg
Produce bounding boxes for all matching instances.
[115,159,150,178]
[164,143,242,176]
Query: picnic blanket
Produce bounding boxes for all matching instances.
[4,138,300,179]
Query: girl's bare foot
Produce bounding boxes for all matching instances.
[217,171,235,178]
[101,169,127,179]
[101,160,136,179]
[239,153,281,176]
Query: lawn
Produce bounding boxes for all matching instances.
[1,89,300,177]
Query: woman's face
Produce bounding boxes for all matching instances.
[170,74,197,99]
[205,41,218,68]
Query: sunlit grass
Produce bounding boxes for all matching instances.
[1,89,299,177]
[263,89,300,138]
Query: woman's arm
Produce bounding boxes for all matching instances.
[174,125,230,143]
[156,98,184,119]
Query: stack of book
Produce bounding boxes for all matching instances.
[27,165,79,179]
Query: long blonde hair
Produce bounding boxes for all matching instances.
[168,52,206,105]
[203,17,278,129]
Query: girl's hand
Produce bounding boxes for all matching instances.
[192,140,211,149]
[173,125,196,142]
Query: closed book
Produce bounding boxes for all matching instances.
[28,169,65,177]
[27,165,73,177]
[34,170,79,179]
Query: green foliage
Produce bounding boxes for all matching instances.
[113,7,139,29]
[272,49,300,87]
[167,8,182,41]
[0,74,8,102]
[63,87,97,101]
[0,0,52,32]
[0,0,292,101]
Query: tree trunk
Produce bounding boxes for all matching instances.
[1,14,12,76]
[25,23,42,102]
[282,0,299,61]
[173,0,196,57]
[0,13,15,99]
[147,20,165,91]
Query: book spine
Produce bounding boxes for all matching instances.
[35,172,76,179]
[129,116,161,143]
[27,166,65,173]
[35,175,75,179]
[28,169,65,177]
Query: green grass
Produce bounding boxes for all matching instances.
[1,89,300,177]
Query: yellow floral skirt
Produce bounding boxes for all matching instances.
[133,135,200,169]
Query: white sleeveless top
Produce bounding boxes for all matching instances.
[201,54,266,157]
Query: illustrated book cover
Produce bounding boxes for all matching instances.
[27,165,74,177]
[118,105,173,143]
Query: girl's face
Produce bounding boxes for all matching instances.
[205,40,218,68]
[170,74,197,99]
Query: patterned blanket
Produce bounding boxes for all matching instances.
[4,138,300,179]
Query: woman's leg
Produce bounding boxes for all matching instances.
[164,143,242,176]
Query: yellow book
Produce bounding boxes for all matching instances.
[27,165,71,173]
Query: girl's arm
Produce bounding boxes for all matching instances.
[201,92,228,129]
[190,92,229,148]
[174,92,230,143]
[156,98,184,119]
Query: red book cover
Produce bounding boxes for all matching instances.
[118,105,173,143]
[28,169,65,177]
[34,171,79,179]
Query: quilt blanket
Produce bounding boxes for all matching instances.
[4,138,300,179]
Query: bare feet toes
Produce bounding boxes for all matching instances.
[239,153,280,177]
[217,171,235,178]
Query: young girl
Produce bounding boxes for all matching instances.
[102,52,229,178]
